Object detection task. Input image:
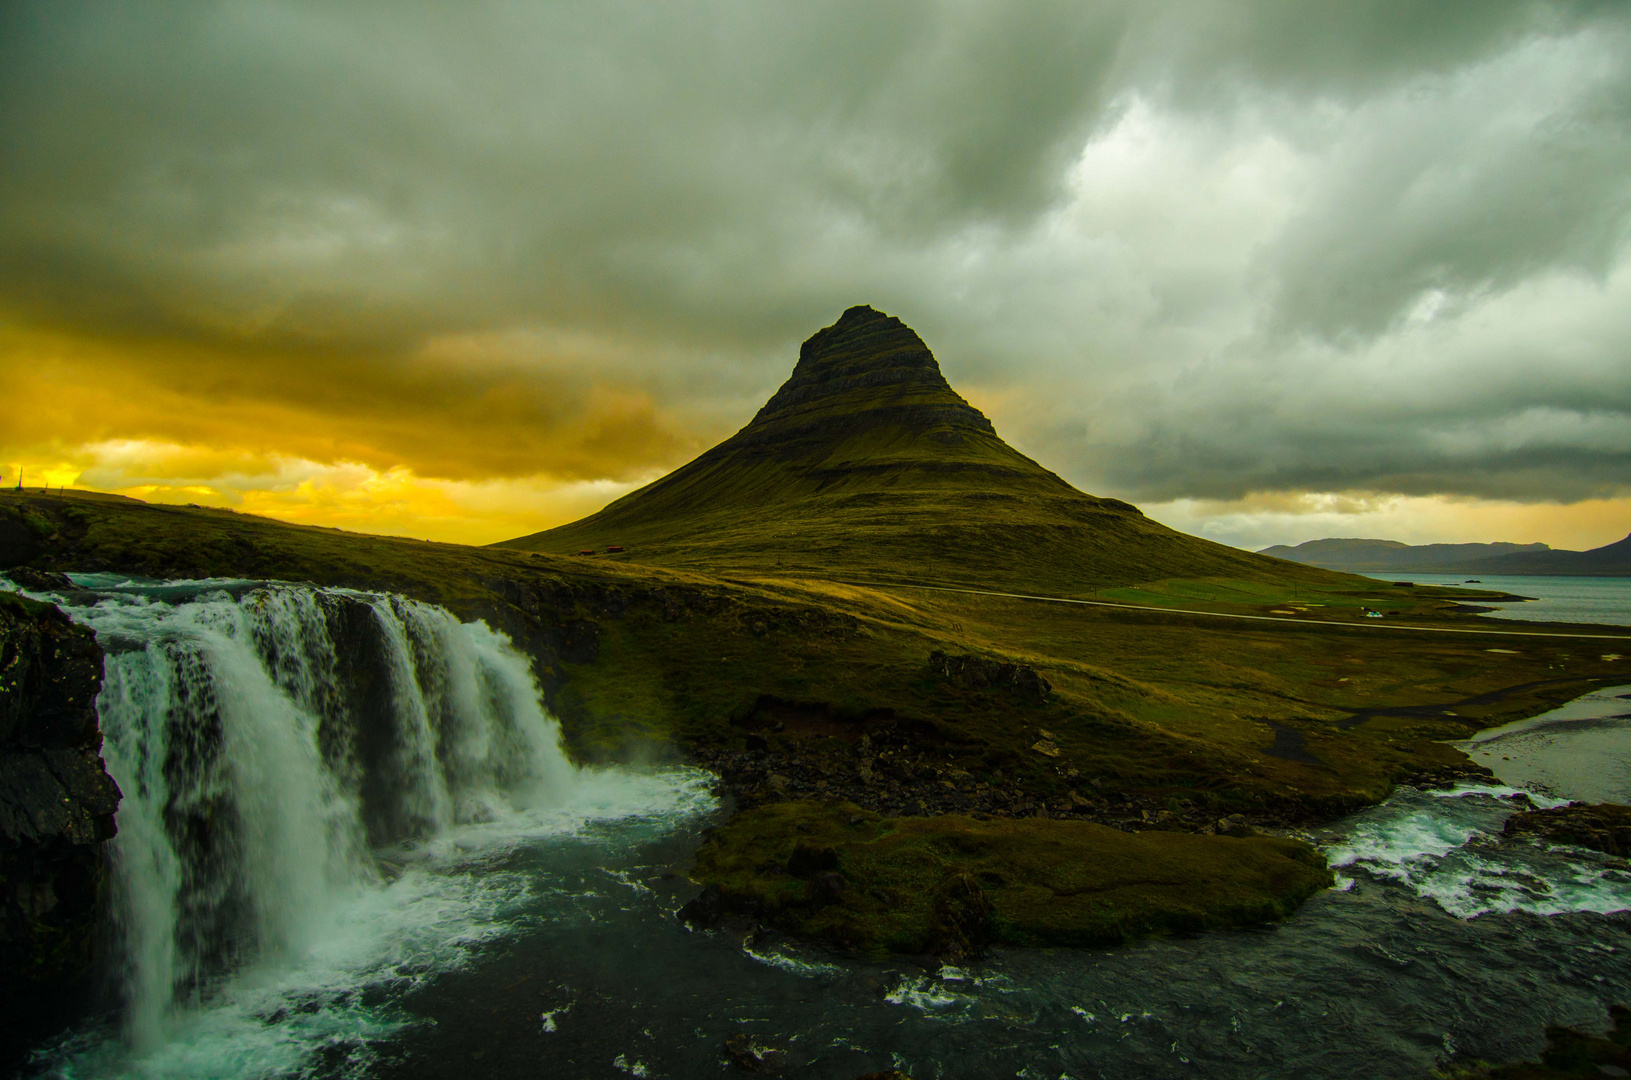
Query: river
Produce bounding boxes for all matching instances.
[6,577,1630,1079]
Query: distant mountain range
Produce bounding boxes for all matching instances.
[1259,535,1631,576]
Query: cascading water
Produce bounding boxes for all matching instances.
[7,574,714,1079]
[12,573,1631,1079]
[85,581,572,1045]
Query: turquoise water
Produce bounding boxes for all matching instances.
[1364,573,1631,628]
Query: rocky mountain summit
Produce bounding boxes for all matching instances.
[503,306,1334,595]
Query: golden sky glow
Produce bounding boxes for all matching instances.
[2,2,1628,551]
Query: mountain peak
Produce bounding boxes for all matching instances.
[501,306,1302,593]
[748,305,992,437]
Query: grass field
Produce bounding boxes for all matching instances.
[7,487,1625,953]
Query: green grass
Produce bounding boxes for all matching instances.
[6,487,1626,953]
[497,307,1359,597]
[6,489,1621,801]
[5,311,1625,956]
[690,801,1333,954]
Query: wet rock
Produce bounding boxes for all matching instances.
[1449,1003,1631,1078]
[0,592,120,1067]
[1398,759,1496,790]
[723,1031,787,1072]
[679,885,724,928]
[3,567,74,592]
[925,870,991,960]
[809,871,848,909]
[1503,801,1631,857]
[786,842,839,877]
[679,884,761,929]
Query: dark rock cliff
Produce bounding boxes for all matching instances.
[0,588,121,1066]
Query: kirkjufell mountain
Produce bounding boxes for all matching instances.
[500,306,1342,593]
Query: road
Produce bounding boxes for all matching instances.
[837,579,1631,642]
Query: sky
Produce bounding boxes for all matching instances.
[2,1,1629,551]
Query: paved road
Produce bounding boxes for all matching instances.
[839,579,1631,642]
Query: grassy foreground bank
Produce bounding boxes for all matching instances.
[686,801,1333,956]
[4,489,1627,953]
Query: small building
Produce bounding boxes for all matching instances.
[606,545,625,554]
[577,549,596,556]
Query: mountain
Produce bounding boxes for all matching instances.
[1472,533,1631,576]
[1260,535,1631,576]
[499,306,1346,594]
[1258,538,1551,574]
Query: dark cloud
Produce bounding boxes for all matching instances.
[1,0,1629,512]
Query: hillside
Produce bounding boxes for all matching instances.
[6,484,1626,962]
[501,306,1348,595]
[1260,538,1551,574]
[1262,534,1631,576]
[1474,533,1631,575]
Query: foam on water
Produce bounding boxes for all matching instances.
[1321,784,1631,920]
[741,941,847,980]
[3,575,716,1080]
[883,974,972,1014]
[10,574,1631,1080]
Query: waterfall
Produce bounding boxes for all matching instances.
[51,579,579,1052]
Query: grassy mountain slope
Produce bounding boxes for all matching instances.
[1475,533,1631,576]
[500,306,1350,594]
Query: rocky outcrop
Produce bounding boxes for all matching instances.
[695,724,1237,830]
[1503,801,1631,857]
[0,591,120,1065]
[927,651,1050,703]
[0,507,48,568]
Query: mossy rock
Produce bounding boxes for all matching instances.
[688,801,1333,956]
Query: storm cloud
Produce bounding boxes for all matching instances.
[2,0,1628,542]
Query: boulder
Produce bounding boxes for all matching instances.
[1503,801,1631,858]
[925,870,991,960]
[927,651,1050,703]
[786,842,839,877]
[3,568,75,592]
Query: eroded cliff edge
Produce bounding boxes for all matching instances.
[0,582,121,1065]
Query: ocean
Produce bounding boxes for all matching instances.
[1364,572,1631,628]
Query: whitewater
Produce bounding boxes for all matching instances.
[9,575,714,1079]
[5,575,1630,1079]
